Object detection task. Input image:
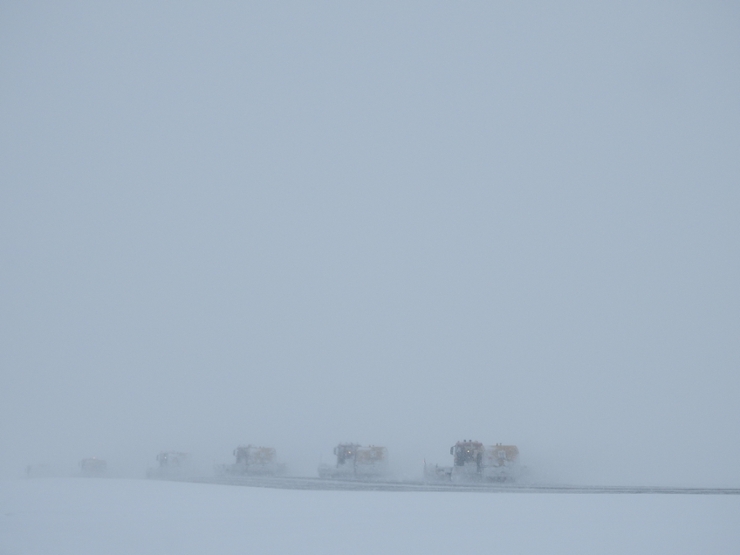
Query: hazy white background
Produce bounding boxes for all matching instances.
[1,1,738,484]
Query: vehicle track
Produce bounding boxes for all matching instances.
[185,475,740,495]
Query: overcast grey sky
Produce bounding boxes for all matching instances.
[1,1,738,484]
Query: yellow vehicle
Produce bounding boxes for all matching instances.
[318,443,389,479]
[425,440,521,483]
[222,445,285,476]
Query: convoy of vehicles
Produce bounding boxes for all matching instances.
[60,439,522,485]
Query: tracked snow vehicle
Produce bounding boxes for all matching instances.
[221,445,285,476]
[318,443,389,480]
[425,440,521,483]
[147,451,191,479]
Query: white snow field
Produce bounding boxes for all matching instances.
[1,478,738,555]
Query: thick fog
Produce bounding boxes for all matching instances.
[1,2,738,485]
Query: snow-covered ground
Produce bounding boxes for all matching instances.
[1,478,738,554]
